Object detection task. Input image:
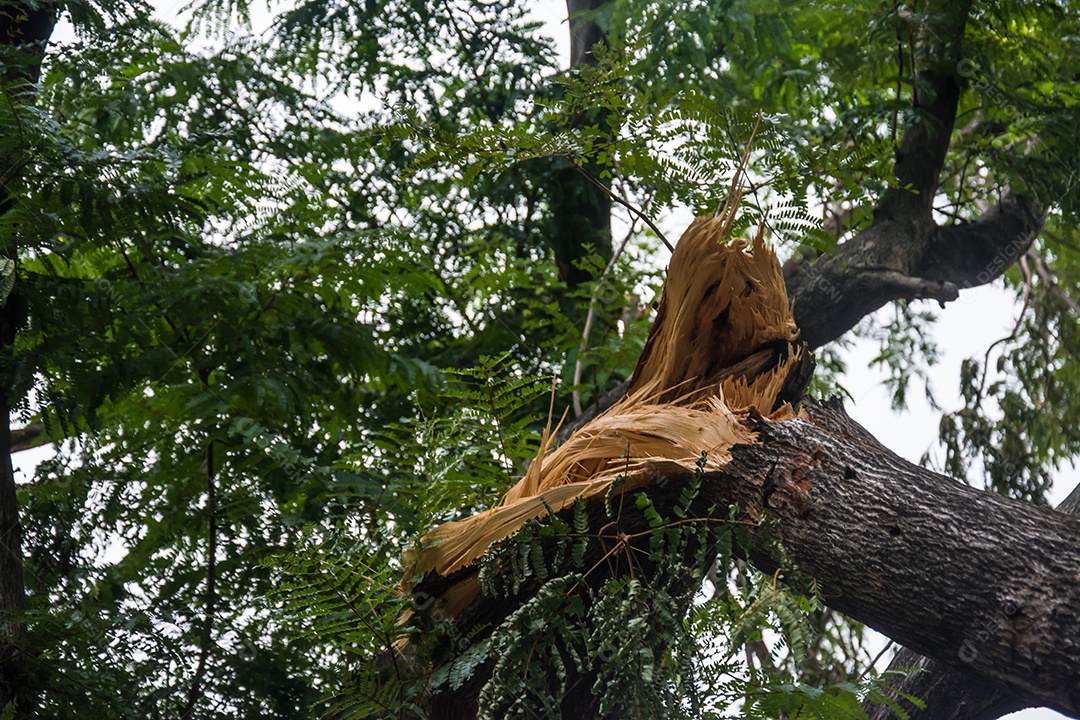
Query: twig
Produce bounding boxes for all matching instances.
[714,112,762,235]
[565,156,672,252]
[181,376,218,719]
[1029,250,1080,317]
[1045,230,1080,255]
[976,275,1032,401]
[859,639,895,680]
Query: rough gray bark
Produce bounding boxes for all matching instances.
[744,399,1080,717]
[864,477,1080,720]
[421,397,1080,719]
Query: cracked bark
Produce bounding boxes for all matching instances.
[863,474,1080,720]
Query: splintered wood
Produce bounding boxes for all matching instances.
[402,215,808,609]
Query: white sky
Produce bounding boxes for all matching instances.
[34,3,1071,718]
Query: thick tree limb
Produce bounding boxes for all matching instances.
[785,193,1043,350]
[865,469,1080,720]
[782,0,1044,350]
[866,648,1028,720]
[418,398,1080,718]
[735,400,1080,717]
[721,400,1080,717]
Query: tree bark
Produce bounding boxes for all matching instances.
[734,399,1080,717]
[864,478,1080,720]
[418,397,1080,718]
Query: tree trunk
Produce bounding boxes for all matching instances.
[549,0,613,289]
[865,647,1029,720]
[863,474,1080,720]
[0,309,27,718]
[724,399,1080,716]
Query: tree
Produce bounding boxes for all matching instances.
[392,2,1080,718]
[1,0,1079,719]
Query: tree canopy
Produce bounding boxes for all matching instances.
[1,0,1079,718]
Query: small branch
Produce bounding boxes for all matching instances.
[976,289,1031,401]
[1029,251,1080,317]
[859,639,895,681]
[10,422,44,453]
[572,214,640,417]
[181,374,218,719]
[565,156,672,252]
[868,269,959,305]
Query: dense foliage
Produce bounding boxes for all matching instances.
[2,0,1078,717]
